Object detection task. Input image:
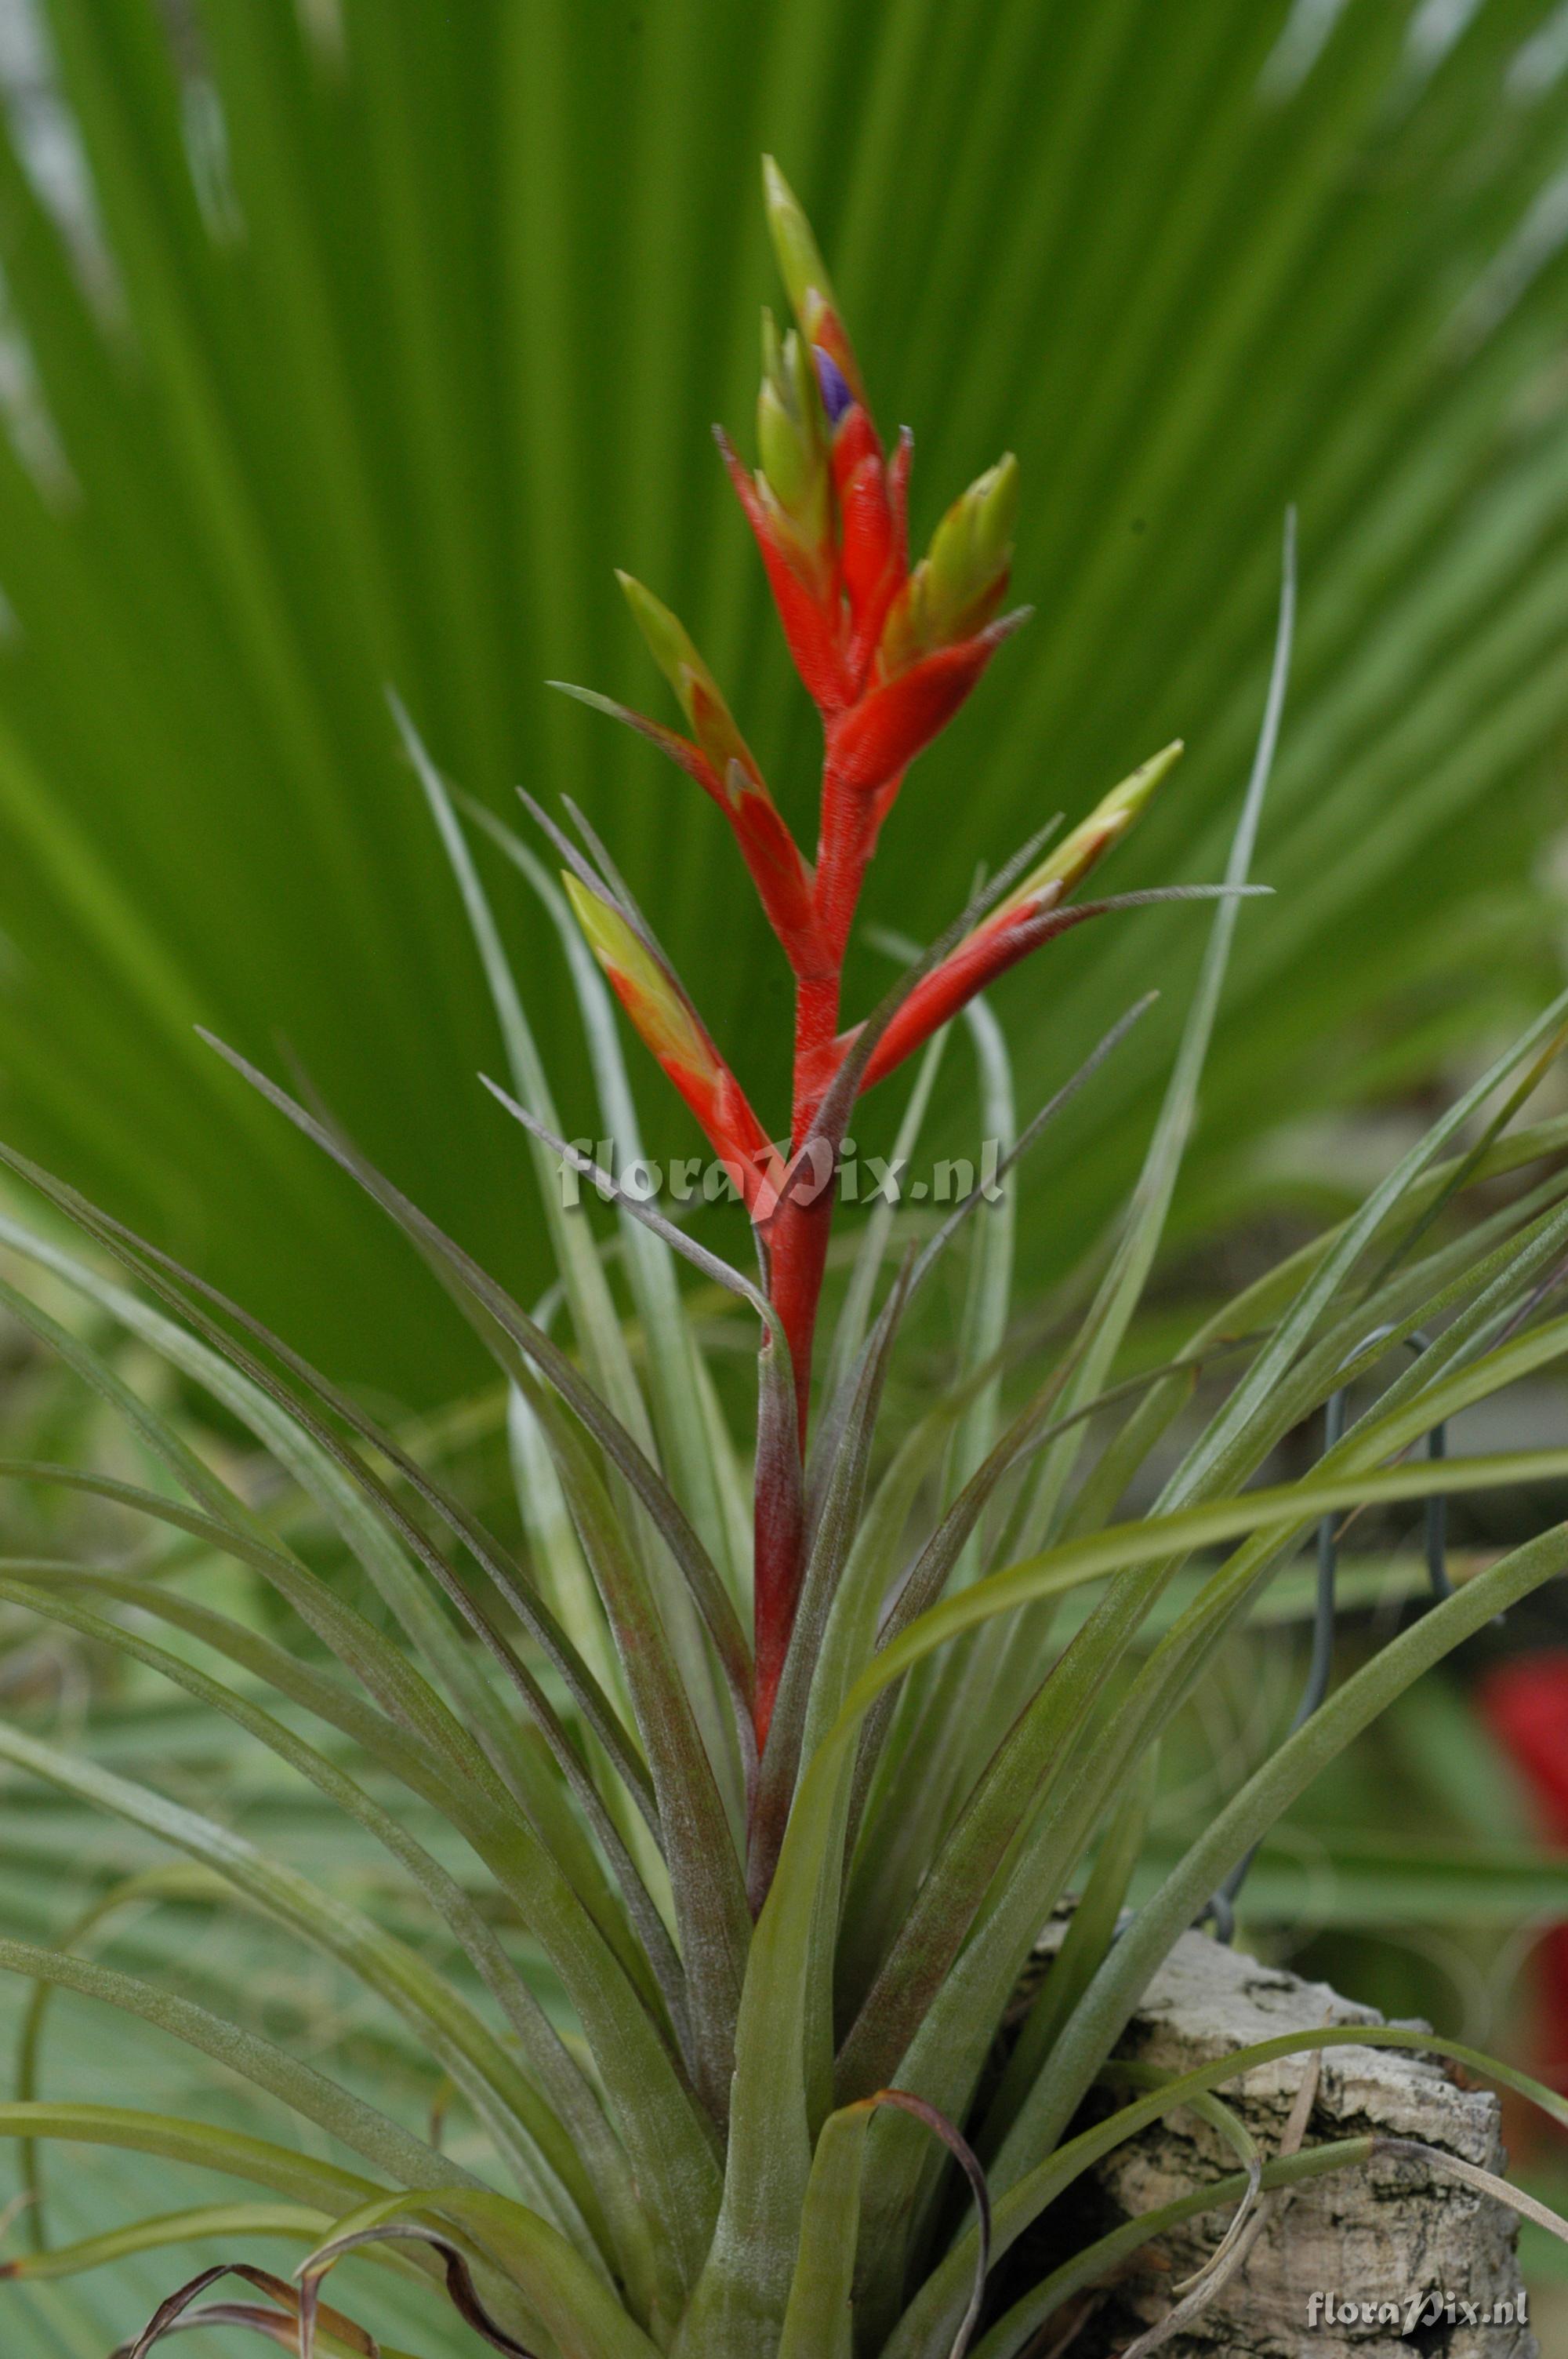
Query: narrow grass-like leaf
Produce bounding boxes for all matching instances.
[1008,509,1295,1558]
[0,1936,468,2206]
[463,794,746,1602]
[982,1745,1160,2154]
[777,2088,991,2359]
[967,2139,1374,2359]
[296,2190,664,2359]
[2,2208,336,2283]
[1000,1519,1568,2186]
[0,1578,619,2270]
[197,1038,753,1757]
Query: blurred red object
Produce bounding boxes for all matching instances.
[1479,1653,1568,2099]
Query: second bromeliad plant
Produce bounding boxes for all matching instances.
[3,160,1568,2359]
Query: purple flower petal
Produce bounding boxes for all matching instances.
[813,345,855,424]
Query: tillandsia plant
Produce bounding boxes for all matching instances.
[546,158,1197,1805]
[4,159,1568,2359]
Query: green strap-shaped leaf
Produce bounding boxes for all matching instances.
[2,2205,336,2283]
[0,1201,648,1892]
[0,1165,691,2057]
[297,2186,663,2359]
[170,1047,752,2121]
[840,1003,1017,1994]
[982,1746,1160,2154]
[1161,974,1568,1512]
[0,1576,620,2275]
[0,1714,715,2305]
[1007,512,1294,1561]
[854,1277,1568,2143]
[403,722,745,1808]
[0,1295,717,2304]
[466,798,747,1604]
[0,1485,517,1824]
[996,1527,1568,2177]
[969,2138,1374,2359]
[513,1369,749,2121]
[0,1497,670,2087]
[858,1256,1568,2294]
[0,1205,684,2081]
[0,2106,390,2215]
[822,1026,951,1416]
[753,1266,911,1909]
[0,1936,470,2210]
[0,1161,665,1852]
[390,705,657,1455]
[197,1036,754,1736]
[777,2091,989,2359]
[702,1441,1568,2348]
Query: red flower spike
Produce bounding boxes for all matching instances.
[763,1178,834,1432]
[826,609,1031,799]
[561,162,1188,1793]
[829,400,881,486]
[716,427,854,713]
[808,307,863,406]
[880,452,1019,678]
[753,1395,806,1747]
[757,308,835,594]
[837,743,1185,1092]
[869,764,907,834]
[985,740,1185,929]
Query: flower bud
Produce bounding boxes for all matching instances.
[757,310,832,577]
[989,740,1184,925]
[563,871,769,1192]
[617,572,760,784]
[762,154,863,406]
[880,453,1018,677]
[563,874,710,1080]
[763,155,837,348]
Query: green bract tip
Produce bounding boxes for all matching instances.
[617,571,758,780]
[762,154,837,338]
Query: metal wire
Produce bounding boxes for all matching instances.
[1199,1329,1453,1942]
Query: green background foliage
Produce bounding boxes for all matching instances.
[2,3,1568,2352]
[0,0,1566,1400]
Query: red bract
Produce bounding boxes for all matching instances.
[826,610,1030,798]
[851,889,1069,1090]
[716,430,853,714]
[832,410,896,625]
[560,158,1183,1754]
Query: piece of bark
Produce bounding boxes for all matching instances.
[1029,1921,1536,2359]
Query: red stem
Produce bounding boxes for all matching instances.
[753,742,877,1748]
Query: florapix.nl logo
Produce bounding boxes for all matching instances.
[554,1136,1008,1212]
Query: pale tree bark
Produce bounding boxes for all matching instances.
[1022,1924,1535,2359]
